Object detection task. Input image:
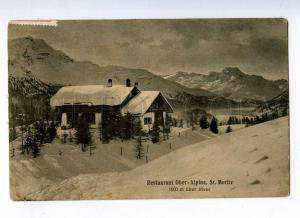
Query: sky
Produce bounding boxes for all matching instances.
[8,19,288,80]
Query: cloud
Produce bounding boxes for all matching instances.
[8,19,288,80]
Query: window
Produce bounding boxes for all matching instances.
[144,117,152,125]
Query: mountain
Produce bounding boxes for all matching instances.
[8,73,62,127]
[8,37,214,99]
[255,89,289,116]
[165,67,288,101]
[9,37,250,112]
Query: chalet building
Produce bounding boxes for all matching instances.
[50,79,174,131]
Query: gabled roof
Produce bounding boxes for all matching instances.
[121,91,174,115]
[50,85,136,107]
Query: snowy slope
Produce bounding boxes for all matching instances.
[10,127,214,200]
[27,117,289,200]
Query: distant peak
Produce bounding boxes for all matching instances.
[222,67,245,76]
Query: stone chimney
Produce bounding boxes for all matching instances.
[107,78,112,87]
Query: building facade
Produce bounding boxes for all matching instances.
[50,79,174,131]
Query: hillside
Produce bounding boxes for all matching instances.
[8,37,214,99]
[255,89,289,115]
[9,73,61,127]
[165,67,288,101]
[26,117,289,200]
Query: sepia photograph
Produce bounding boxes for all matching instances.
[8,19,289,200]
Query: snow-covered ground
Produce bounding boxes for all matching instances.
[10,125,215,200]
[20,116,289,200]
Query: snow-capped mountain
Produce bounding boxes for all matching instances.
[165,67,288,101]
[9,37,249,111]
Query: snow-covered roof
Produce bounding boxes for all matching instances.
[50,85,135,107]
[121,91,173,115]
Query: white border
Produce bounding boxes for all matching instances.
[1,1,300,218]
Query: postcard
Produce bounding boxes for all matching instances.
[8,19,289,200]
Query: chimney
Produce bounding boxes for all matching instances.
[126,78,131,87]
[107,79,112,87]
[134,82,138,88]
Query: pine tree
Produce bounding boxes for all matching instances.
[200,115,209,129]
[100,111,114,143]
[121,113,133,140]
[24,127,32,154]
[75,114,92,152]
[151,121,160,143]
[31,136,40,158]
[48,122,57,141]
[133,118,144,137]
[113,111,123,138]
[245,117,250,125]
[24,127,40,158]
[254,115,260,124]
[134,135,144,159]
[33,121,46,144]
[226,125,232,133]
[163,123,171,140]
[210,116,219,134]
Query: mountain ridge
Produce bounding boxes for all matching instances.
[8,36,215,99]
[165,67,288,101]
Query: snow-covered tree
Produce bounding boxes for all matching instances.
[24,127,40,158]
